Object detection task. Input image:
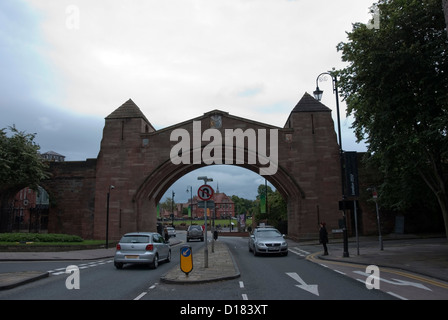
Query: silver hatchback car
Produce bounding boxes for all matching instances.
[248,227,288,256]
[114,232,171,269]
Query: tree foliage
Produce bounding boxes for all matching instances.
[231,195,256,216]
[255,184,287,230]
[336,0,448,237]
[0,126,49,196]
[0,126,50,232]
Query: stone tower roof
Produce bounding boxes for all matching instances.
[106,99,152,124]
[292,92,332,113]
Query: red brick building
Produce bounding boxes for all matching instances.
[12,186,49,232]
[186,192,234,219]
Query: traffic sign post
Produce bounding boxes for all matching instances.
[197,181,214,268]
[198,184,214,201]
[180,245,193,276]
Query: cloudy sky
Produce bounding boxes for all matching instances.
[1,0,375,202]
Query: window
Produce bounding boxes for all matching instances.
[120,235,149,243]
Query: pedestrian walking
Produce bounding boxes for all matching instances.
[164,226,169,242]
[319,222,329,255]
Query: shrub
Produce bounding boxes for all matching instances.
[0,233,83,243]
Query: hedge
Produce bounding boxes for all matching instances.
[0,233,83,243]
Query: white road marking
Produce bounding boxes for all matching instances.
[134,292,147,300]
[48,259,113,276]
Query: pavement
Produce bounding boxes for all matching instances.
[0,234,447,290]
[160,240,240,284]
[315,235,448,283]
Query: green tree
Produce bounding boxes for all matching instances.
[255,184,286,230]
[0,126,49,232]
[160,196,175,213]
[336,0,448,237]
[230,195,256,216]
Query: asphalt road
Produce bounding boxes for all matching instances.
[0,234,204,300]
[2,232,445,301]
[137,236,392,300]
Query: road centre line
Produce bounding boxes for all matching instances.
[387,291,408,300]
[134,292,147,300]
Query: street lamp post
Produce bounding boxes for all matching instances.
[313,72,349,258]
[186,186,193,226]
[197,176,213,268]
[106,185,115,249]
[368,187,384,251]
[171,191,175,227]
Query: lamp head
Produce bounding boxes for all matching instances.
[313,87,324,101]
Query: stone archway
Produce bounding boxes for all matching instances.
[92,93,342,241]
[133,157,306,236]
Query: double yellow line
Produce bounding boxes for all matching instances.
[306,251,448,290]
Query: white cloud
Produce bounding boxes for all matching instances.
[26,0,374,129]
[1,0,374,199]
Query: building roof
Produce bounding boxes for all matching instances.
[106,99,152,125]
[41,151,65,157]
[291,92,332,113]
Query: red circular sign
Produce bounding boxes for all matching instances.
[198,185,214,201]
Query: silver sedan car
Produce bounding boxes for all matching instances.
[248,227,288,256]
[114,232,171,269]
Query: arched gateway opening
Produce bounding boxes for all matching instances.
[91,93,342,241]
[136,159,304,233]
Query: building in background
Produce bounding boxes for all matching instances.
[13,186,50,232]
[40,151,65,162]
[184,192,235,219]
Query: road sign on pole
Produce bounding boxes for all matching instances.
[198,185,214,201]
[198,200,214,208]
[180,245,193,276]
[197,176,213,269]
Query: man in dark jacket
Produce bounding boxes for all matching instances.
[319,222,329,255]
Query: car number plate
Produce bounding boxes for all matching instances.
[268,248,280,251]
[125,255,139,259]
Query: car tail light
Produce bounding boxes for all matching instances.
[146,244,154,251]
[116,244,121,250]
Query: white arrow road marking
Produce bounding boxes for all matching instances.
[286,272,320,296]
[353,271,432,291]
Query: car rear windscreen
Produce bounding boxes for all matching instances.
[120,235,150,243]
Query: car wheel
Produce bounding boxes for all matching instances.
[114,262,123,269]
[201,237,204,242]
[150,254,159,269]
[166,250,171,262]
[253,247,258,256]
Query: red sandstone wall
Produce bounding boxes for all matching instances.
[42,159,97,239]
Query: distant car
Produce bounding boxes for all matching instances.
[114,232,171,269]
[248,227,288,256]
[167,226,176,237]
[187,225,204,242]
